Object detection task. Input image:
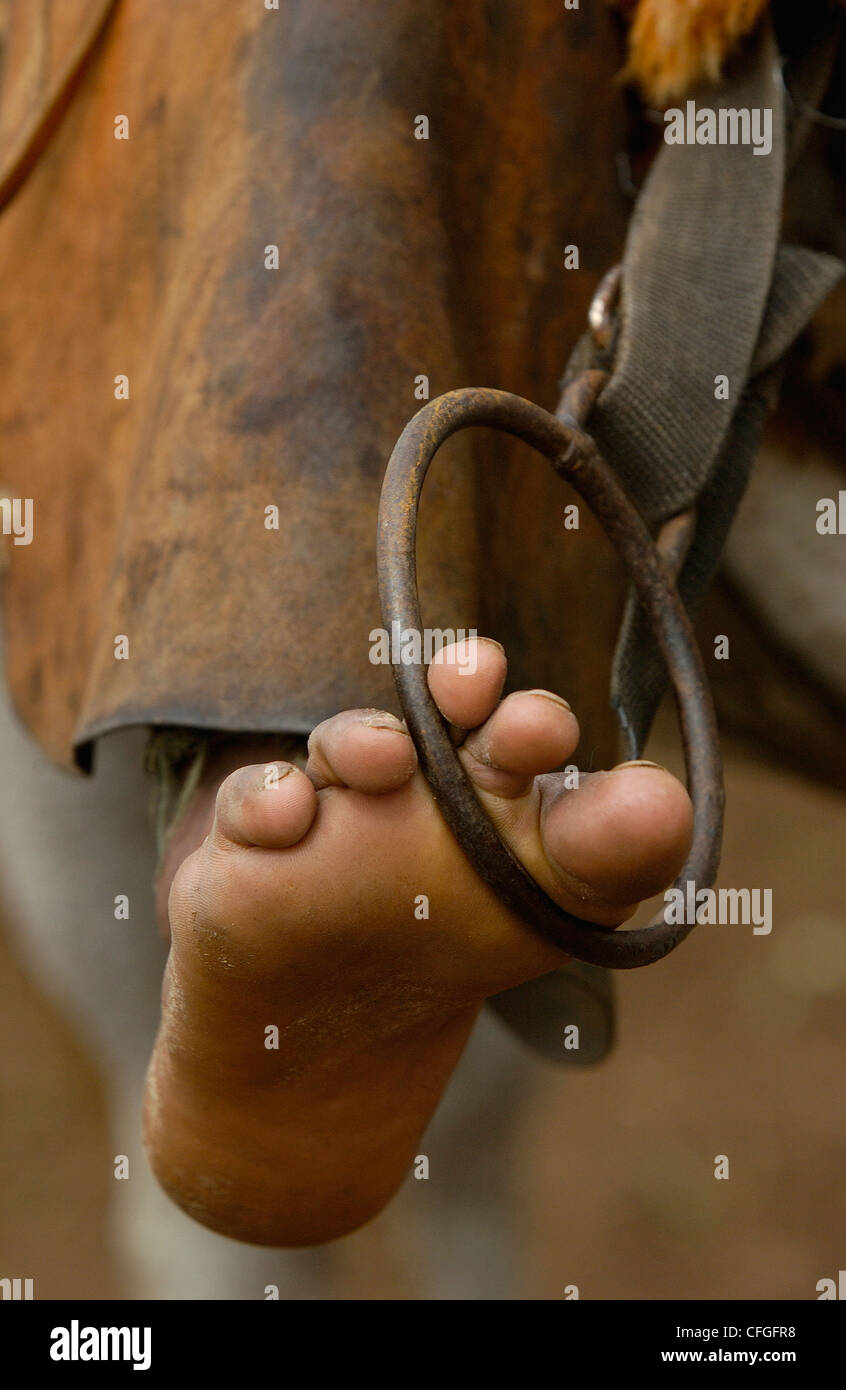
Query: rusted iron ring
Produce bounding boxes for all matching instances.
[377,385,724,969]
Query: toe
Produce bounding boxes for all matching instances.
[459,689,580,798]
[427,636,507,731]
[305,709,418,792]
[212,762,318,849]
[538,762,694,924]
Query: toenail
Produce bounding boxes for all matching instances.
[362,714,410,735]
[615,759,666,772]
[261,762,294,789]
[476,637,505,653]
[526,689,572,712]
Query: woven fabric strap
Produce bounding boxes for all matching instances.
[583,20,844,756]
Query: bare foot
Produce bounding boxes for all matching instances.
[144,637,692,1245]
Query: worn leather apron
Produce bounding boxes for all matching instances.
[0,0,629,774]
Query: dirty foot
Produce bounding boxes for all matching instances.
[144,637,692,1245]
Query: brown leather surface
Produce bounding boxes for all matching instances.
[0,1,630,771]
[0,0,105,159]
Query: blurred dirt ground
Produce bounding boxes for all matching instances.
[2,712,845,1300]
[0,917,128,1299]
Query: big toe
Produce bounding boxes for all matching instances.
[538,762,694,924]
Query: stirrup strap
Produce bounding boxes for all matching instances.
[576,16,845,756]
